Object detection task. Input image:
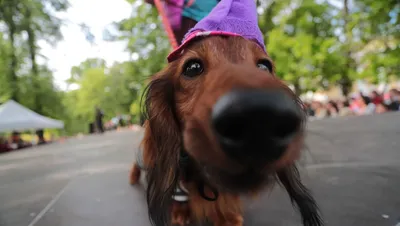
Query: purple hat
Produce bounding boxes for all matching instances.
[168,0,266,62]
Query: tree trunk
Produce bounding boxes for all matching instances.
[340,0,352,97]
[25,7,44,136]
[25,7,42,114]
[1,1,19,101]
[9,21,18,101]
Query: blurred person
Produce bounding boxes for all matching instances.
[146,0,220,44]
[337,100,353,116]
[356,94,376,115]
[118,114,126,127]
[36,129,46,145]
[9,131,31,149]
[326,100,339,117]
[179,0,220,41]
[304,102,315,117]
[387,88,400,111]
[349,94,361,114]
[383,92,392,105]
[370,90,384,105]
[0,136,11,153]
[10,131,23,149]
[95,107,105,133]
[375,102,390,114]
[313,101,329,119]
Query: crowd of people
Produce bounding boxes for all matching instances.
[304,88,400,119]
[0,131,42,153]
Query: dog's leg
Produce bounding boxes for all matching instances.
[129,163,141,185]
[171,201,191,226]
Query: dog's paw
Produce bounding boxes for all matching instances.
[129,163,141,185]
[171,201,191,226]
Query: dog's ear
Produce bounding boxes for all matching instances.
[277,165,324,226]
[141,67,181,226]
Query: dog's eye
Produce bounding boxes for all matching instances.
[182,59,204,78]
[257,59,273,73]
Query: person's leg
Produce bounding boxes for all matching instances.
[99,121,105,133]
[174,16,198,44]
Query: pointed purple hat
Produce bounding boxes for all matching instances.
[167,0,266,62]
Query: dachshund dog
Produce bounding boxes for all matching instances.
[129,36,323,226]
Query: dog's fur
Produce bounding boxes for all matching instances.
[130,36,323,226]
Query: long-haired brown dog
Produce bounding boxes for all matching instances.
[129,36,323,226]
[130,0,323,225]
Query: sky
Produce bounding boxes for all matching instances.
[39,0,132,91]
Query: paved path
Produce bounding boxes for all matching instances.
[0,113,400,226]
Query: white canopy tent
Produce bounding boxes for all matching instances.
[0,100,64,133]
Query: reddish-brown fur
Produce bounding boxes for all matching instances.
[130,36,321,226]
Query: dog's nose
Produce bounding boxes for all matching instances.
[211,89,303,162]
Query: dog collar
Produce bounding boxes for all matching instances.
[179,149,219,202]
[172,180,190,202]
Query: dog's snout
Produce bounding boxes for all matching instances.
[211,89,303,162]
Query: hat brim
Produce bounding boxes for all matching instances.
[167,30,241,62]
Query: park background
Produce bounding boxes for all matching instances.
[0,0,399,138]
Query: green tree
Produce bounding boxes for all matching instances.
[99,0,174,124]
[20,0,69,113]
[261,0,346,94]
[0,0,70,137]
[17,65,65,119]
[351,0,400,84]
[63,58,144,132]
[68,58,107,85]
[0,33,12,102]
[0,0,20,101]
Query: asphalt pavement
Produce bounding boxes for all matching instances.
[0,112,399,226]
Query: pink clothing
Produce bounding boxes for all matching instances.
[164,0,185,30]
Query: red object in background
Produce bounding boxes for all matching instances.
[0,142,11,153]
[371,96,384,105]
